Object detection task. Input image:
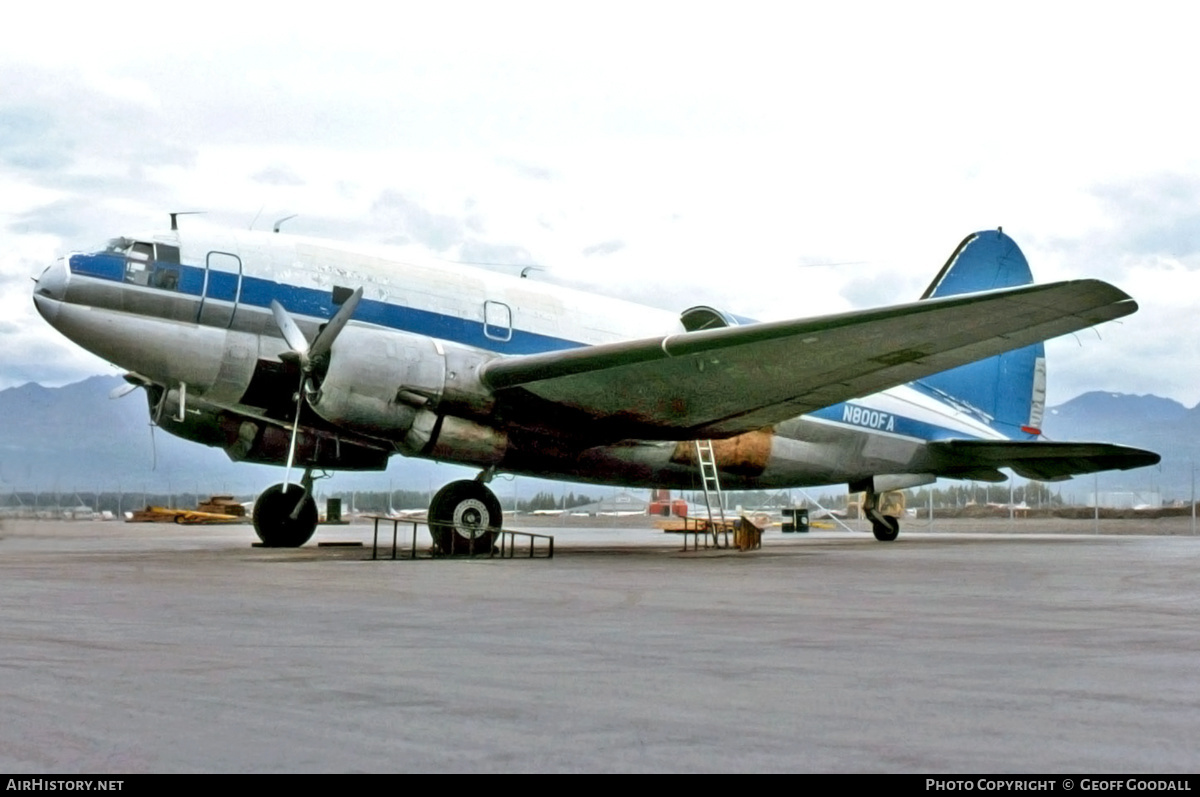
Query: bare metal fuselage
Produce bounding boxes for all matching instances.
[33,228,1010,495]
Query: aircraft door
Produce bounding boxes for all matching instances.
[197,251,243,328]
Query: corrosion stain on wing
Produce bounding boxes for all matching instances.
[670,428,774,477]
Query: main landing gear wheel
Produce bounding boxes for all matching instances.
[428,480,501,555]
[870,515,900,542]
[253,482,319,547]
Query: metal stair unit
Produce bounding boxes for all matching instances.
[694,439,728,546]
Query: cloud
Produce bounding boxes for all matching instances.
[837,266,928,310]
[370,190,464,252]
[0,107,72,171]
[457,240,536,269]
[1090,175,1200,262]
[500,158,556,181]
[6,198,156,241]
[251,165,306,186]
[0,66,195,178]
[581,240,625,257]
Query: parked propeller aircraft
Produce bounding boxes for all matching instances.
[32,221,1159,550]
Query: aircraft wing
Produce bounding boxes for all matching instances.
[481,279,1136,440]
[927,440,1161,481]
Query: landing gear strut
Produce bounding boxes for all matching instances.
[863,490,901,542]
[428,479,502,555]
[253,471,319,547]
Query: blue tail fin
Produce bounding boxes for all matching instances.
[917,229,1046,440]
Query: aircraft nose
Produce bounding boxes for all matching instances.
[32,257,70,322]
[34,257,69,299]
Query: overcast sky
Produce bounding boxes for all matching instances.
[4,1,1199,407]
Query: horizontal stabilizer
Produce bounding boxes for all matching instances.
[928,440,1161,482]
[481,279,1137,440]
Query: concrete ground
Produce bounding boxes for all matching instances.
[1,518,1197,773]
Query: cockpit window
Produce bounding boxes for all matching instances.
[119,240,181,291]
[156,244,180,264]
[123,242,151,285]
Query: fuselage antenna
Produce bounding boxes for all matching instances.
[168,211,203,231]
[274,214,298,233]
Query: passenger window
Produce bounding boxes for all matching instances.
[484,300,513,342]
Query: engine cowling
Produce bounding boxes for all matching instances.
[310,327,508,465]
[311,327,446,435]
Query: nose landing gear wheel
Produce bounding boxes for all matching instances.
[428,480,501,555]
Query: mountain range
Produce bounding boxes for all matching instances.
[0,375,476,498]
[0,376,1191,499]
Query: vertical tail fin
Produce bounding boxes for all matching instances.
[917,229,1046,440]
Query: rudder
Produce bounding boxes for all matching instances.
[917,229,1046,440]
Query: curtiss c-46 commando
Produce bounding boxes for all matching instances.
[33,220,1159,550]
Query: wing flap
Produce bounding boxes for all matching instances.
[928,440,1161,481]
[482,279,1136,439]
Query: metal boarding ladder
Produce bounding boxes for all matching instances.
[694,440,727,545]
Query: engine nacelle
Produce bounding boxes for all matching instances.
[311,327,505,465]
[403,409,508,465]
[151,386,388,470]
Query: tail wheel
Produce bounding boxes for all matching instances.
[428,480,501,555]
[871,515,900,542]
[253,483,318,547]
[863,490,902,542]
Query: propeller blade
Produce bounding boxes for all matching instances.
[109,383,140,400]
[273,289,362,493]
[309,287,363,362]
[282,378,306,494]
[110,371,152,399]
[270,299,310,364]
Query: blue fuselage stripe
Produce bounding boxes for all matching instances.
[69,253,584,356]
[807,402,985,442]
[70,252,126,282]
